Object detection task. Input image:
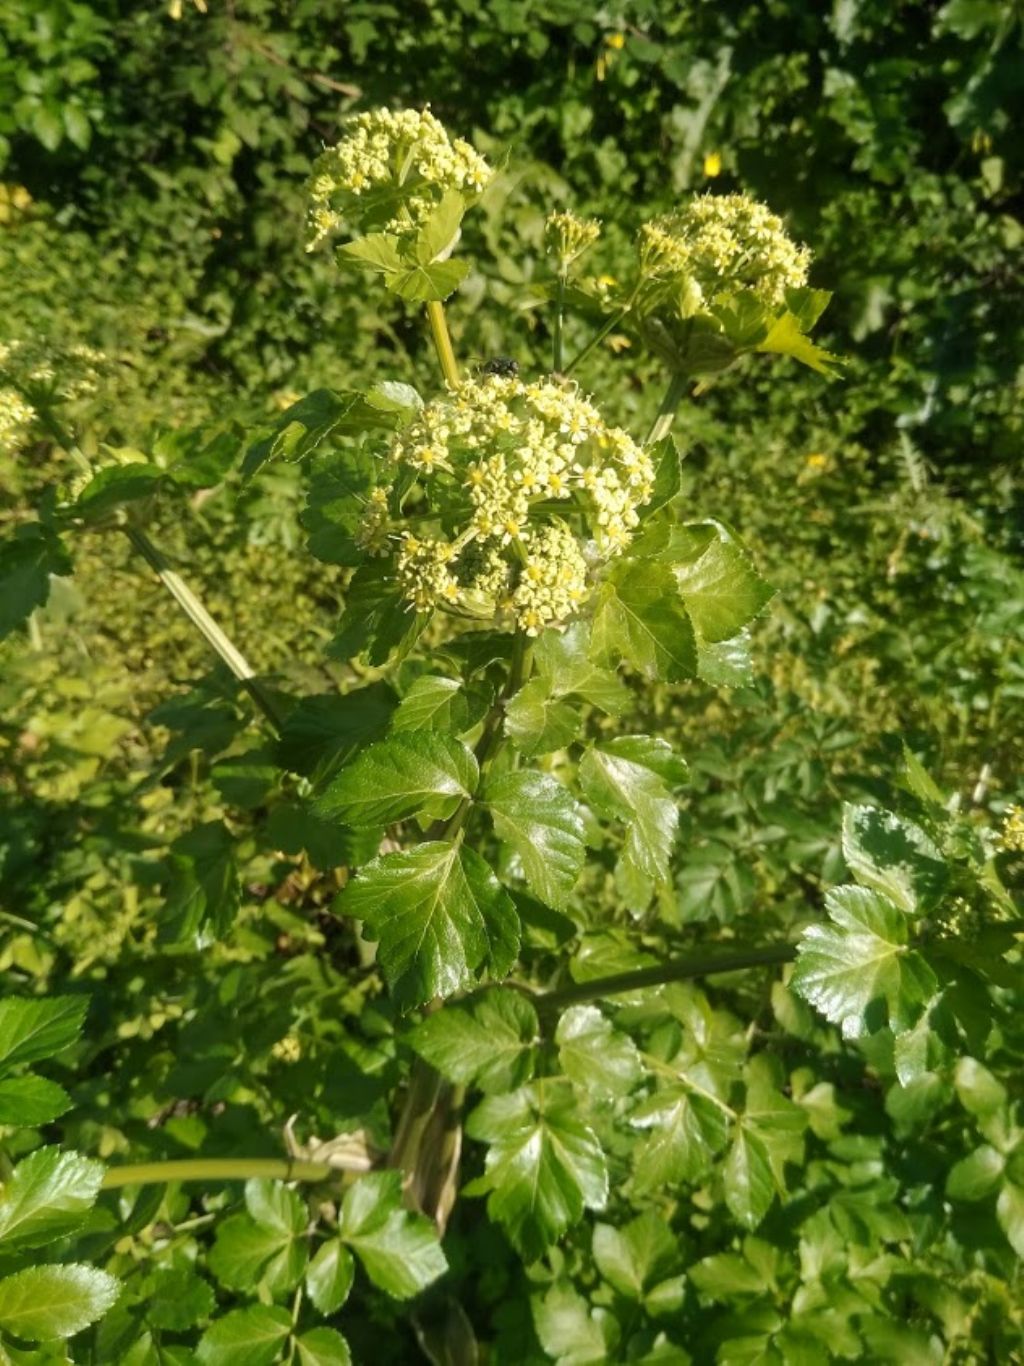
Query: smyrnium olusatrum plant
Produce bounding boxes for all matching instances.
[6,103,1021,1366]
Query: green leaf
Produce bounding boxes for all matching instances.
[386,258,470,302]
[301,446,377,565]
[697,629,755,688]
[724,1127,777,1229]
[305,1240,355,1315]
[792,886,938,1039]
[32,104,65,152]
[407,989,538,1093]
[556,1005,643,1097]
[71,463,165,522]
[638,437,683,521]
[329,558,430,667]
[465,1082,608,1260]
[756,309,842,375]
[0,1075,71,1126]
[314,733,477,829]
[630,1087,730,1191]
[336,841,520,1009]
[532,623,632,714]
[579,737,687,913]
[339,1171,447,1298]
[487,770,586,909]
[0,995,87,1071]
[144,1268,215,1331]
[391,676,469,734]
[996,1181,1024,1258]
[953,1056,1007,1117]
[592,1211,680,1301]
[669,523,774,643]
[0,1264,119,1342]
[277,683,395,780]
[592,560,697,682]
[245,1178,307,1235]
[414,190,466,263]
[197,1305,292,1366]
[207,1181,308,1296]
[504,677,580,757]
[0,525,72,641]
[339,234,404,274]
[842,804,949,915]
[0,1147,105,1250]
[243,388,396,479]
[532,1282,619,1365]
[945,1145,1005,1201]
[162,820,240,943]
[296,1327,353,1366]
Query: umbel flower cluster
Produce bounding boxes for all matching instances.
[359,375,655,634]
[306,107,493,251]
[0,338,105,455]
[638,192,810,309]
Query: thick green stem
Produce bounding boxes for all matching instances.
[534,944,796,1013]
[645,371,689,446]
[426,299,460,388]
[101,1157,334,1190]
[122,524,284,734]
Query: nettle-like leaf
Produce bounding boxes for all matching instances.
[407,989,539,1093]
[335,841,520,1008]
[841,803,948,914]
[555,1005,644,1098]
[792,885,938,1039]
[208,1180,308,1297]
[0,1264,119,1343]
[314,732,478,830]
[578,736,688,913]
[465,1081,609,1261]
[667,522,775,644]
[591,559,697,682]
[486,770,586,909]
[301,445,377,565]
[0,1147,105,1251]
[337,1171,447,1298]
[243,387,402,480]
[390,674,489,736]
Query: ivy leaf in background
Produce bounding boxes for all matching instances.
[0,1264,119,1343]
[0,524,72,641]
[197,1304,293,1366]
[792,885,938,1038]
[314,732,478,829]
[408,988,539,1093]
[555,1005,644,1097]
[336,841,520,1008]
[592,560,697,682]
[337,1171,447,1298]
[465,1082,609,1260]
[669,522,775,643]
[486,770,586,909]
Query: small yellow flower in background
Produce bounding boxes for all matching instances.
[271,1034,302,1064]
[971,128,993,155]
[806,452,828,470]
[168,0,207,17]
[999,805,1024,853]
[606,335,632,353]
[273,389,302,411]
[703,151,723,178]
[0,184,32,223]
[606,32,626,50]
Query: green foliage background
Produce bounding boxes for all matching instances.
[0,1,1022,1362]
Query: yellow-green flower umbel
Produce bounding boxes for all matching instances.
[306,107,493,251]
[366,375,655,634]
[639,192,810,309]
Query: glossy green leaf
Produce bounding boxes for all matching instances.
[465,1082,608,1261]
[996,1181,1024,1258]
[197,1305,292,1366]
[0,996,87,1072]
[669,523,774,644]
[407,989,538,1093]
[144,1268,215,1332]
[756,309,842,375]
[296,1327,353,1366]
[487,769,586,909]
[0,1074,71,1126]
[724,1127,777,1229]
[328,558,430,667]
[391,676,469,734]
[556,1005,643,1097]
[792,886,938,1039]
[945,1145,1004,1201]
[630,1087,730,1191]
[207,1182,308,1297]
[504,677,580,757]
[0,1147,104,1250]
[842,804,949,915]
[592,560,697,682]
[338,1171,447,1298]
[336,840,519,1008]
[314,733,477,829]
[0,1264,119,1342]
[592,1211,680,1301]
[305,1240,355,1315]
[532,1282,619,1365]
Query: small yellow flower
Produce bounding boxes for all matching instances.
[605,32,626,49]
[805,452,828,470]
[703,151,723,178]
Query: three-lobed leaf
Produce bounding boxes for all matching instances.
[487,769,586,909]
[338,1171,447,1298]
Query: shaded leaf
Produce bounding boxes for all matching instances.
[197,1305,292,1366]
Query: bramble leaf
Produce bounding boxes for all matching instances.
[296,1327,353,1366]
[592,560,697,682]
[335,841,520,1008]
[0,1147,105,1251]
[669,523,774,643]
[630,1087,730,1191]
[0,1075,71,1126]
[487,770,586,909]
[0,996,87,1072]
[305,1240,355,1315]
[592,1211,681,1301]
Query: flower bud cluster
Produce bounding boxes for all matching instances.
[373,375,653,634]
[0,387,36,454]
[545,210,601,272]
[639,193,810,308]
[306,107,493,250]
[999,805,1024,853]
[0,338,106,403]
